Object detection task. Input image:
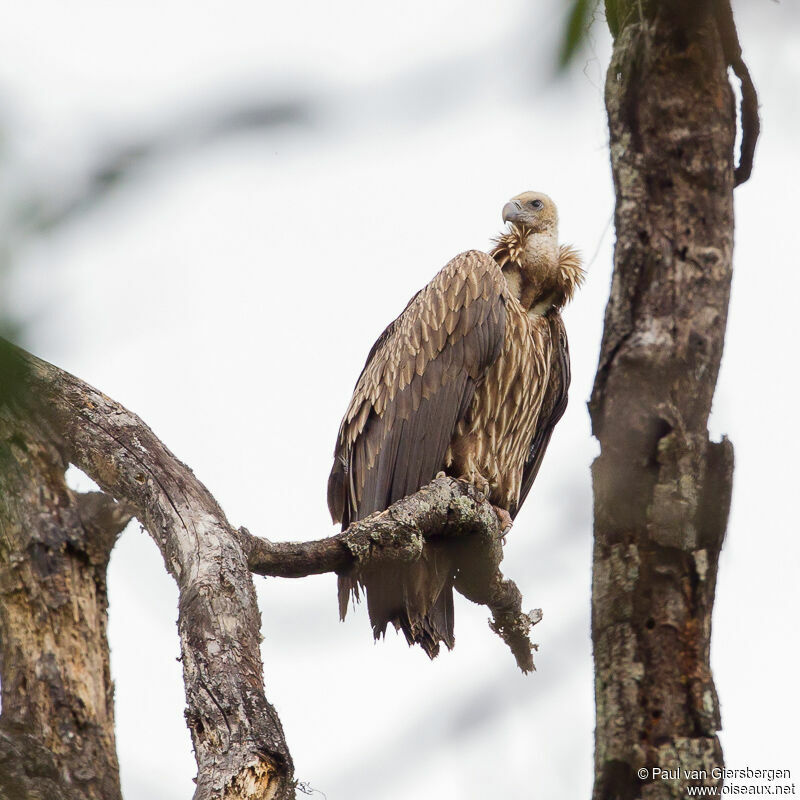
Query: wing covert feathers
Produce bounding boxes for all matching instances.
[514,313,571,518]
[328,250,508,528]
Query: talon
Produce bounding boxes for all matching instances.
[492,506,513,539]
[435,471,446,479]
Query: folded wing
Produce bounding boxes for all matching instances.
[328,250,508,528]
[327,250,509,655]
[513,312,570,518]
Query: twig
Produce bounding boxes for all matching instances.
[714,0,760,186]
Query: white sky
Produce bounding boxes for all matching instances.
[1,1,799,798]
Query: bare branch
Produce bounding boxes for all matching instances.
[242,475,540,672]
[713,0,759,186]
[76,491,135,567]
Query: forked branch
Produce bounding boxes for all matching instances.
[1,339,540,800]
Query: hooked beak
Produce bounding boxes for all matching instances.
[502,200,523,224]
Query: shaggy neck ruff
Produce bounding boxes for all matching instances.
[491,223,584,314]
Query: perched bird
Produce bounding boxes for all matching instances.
[327,191,583,657]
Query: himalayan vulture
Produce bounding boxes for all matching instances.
[327,191,584,657]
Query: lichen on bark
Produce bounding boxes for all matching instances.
[0,400,129,800]
[590,1,754,797]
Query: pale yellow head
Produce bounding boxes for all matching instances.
[501,191,558,233]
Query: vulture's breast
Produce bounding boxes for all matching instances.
[445,296,552,510]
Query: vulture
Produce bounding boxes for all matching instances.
[327,191,584,657]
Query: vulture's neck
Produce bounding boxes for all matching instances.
[491,224,584,314]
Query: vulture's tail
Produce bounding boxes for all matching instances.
[338,547,456,659]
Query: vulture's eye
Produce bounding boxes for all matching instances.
[531,199,543,209]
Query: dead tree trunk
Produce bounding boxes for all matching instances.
[1,349,297,800]
[0,406,130,800]
[590,1,757,797]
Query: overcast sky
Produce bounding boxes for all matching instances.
[1,1,799,798]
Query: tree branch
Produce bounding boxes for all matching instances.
[1,338,542,800]
[1,340,295,800]
[713,0,760,186]
[242,475,541,672]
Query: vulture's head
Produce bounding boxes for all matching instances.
[502,191,558,233]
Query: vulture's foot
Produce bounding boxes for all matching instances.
[493,505,513,543]
[473,479,491,504]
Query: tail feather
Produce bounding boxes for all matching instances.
[396,577,455,659]
[337,549,456,658]
[338,574,359,621]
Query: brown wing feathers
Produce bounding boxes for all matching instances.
[513,313,571,518]
[328,250,507,528]
[327,251,508,654]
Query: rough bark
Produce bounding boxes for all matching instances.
[591,1,755,798]
[1,344,295,800]
[1,340,539,799]
[244,474,542,672]
[0,400,130,800]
